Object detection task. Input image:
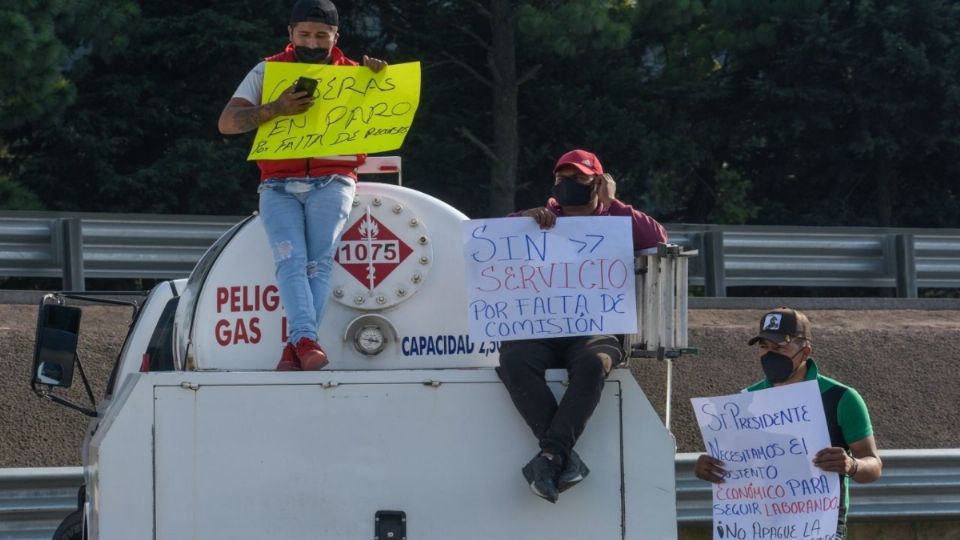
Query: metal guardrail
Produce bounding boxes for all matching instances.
[676,449,960,525]
[670,224,960,297]
[2,450,957,539]
[0,467,79,540]
[0,212,238,290]
[1,211,959,296]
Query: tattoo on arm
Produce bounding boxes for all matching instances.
[233,104,273,133]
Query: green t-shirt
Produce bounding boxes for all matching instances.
[745,358,873,446]
[746,358,874,528]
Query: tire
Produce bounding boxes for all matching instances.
[52,510,84,540]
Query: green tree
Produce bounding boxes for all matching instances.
[10,0,960,230]
[14,0,403,215]
[0,0,136,209]
[375,1,646,216]
[0,175,42,210]
[691,0,960,227]
[15,1,288,214]
[0,0,135,130]
[513,0,757,223]
[466,0,644,215]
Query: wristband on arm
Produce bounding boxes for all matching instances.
[847,457,859,477]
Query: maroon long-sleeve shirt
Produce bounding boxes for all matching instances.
[510,198,668,251]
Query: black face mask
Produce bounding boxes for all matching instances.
[551,177,595,207]
[760,350,802,384]
[294,46,330,63]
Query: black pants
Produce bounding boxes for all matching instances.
[497,335,622,460]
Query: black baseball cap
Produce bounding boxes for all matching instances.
[290,0,339,26]
[748,307,812,346]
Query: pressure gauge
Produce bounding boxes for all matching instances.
[354,325,386,355]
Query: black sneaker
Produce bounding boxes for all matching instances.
[522,454,562,503]
[558,450,590,492]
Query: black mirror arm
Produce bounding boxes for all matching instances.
[32,384,98,417]
[75,352,97,410]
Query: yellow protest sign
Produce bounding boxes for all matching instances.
[247,61,420,160]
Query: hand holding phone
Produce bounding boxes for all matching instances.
[271,77,317,116]
[294,76,318,97]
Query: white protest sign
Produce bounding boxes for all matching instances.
[462,216,637,342]
[691,380,840,540]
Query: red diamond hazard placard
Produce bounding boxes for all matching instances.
[336,212,413,290]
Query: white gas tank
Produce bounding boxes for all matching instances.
[183,182,501,371]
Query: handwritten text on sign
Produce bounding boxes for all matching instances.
[462,216,637,341]
[691,381,839,540]
[247,62,421,160]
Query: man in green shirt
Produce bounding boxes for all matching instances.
[694,307,883,538]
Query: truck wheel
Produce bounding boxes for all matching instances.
[52,510,84,540]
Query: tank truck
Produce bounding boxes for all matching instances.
[30,158,693,539]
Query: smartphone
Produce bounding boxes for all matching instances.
[294,76,318,97]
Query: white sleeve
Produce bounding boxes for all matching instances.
[231,61,265,105]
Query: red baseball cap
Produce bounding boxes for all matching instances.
[554,149,604,176]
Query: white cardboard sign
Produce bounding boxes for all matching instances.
[462,216,637,342]
[691,380,840,540]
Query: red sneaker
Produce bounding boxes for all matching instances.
[275,343,301,371]
[295,337,329,370]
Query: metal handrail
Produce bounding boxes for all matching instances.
[2,449,958,538]
[1,211,959,295]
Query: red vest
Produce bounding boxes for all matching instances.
[256,44,366,182]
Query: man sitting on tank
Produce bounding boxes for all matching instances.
[217,0,387,371]
[497,149,668,503]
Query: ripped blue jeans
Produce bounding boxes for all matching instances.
[258,175,356,345]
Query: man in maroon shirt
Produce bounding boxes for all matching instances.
[499,149,668,503]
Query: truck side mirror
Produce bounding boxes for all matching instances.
[32,304,82,388]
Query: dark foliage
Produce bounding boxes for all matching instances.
[2,0,958,229]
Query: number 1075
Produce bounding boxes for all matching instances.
[337,240,400,263]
